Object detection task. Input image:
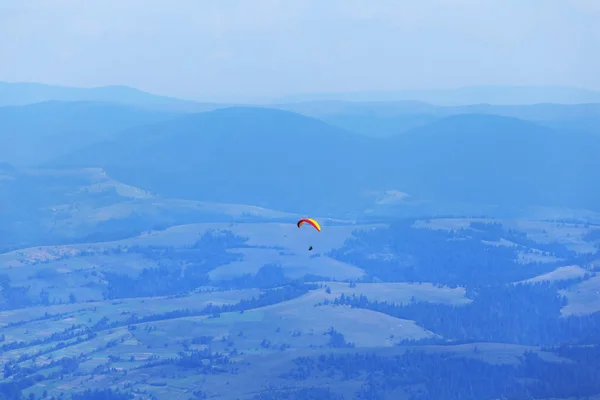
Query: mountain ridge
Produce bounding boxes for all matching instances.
[276,100,600,137]
[0,100,184,165]
[46,107,376,214]
[0,81,195,107]
[275,85,600,105]
[46,108,600,214]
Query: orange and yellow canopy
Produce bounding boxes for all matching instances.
[297,218,321,231]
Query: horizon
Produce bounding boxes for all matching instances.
[2,80,600,105]
[1,1,598,102]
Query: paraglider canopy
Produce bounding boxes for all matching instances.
[297,218,321,231]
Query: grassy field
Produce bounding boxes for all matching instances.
[0,284,444,365]
[2,284,439,399]
[315,281,470,305]
[15,339,569,400]
[0,222,382,297]
[0,289,261,341]
[414,218,600,255]
[520,265,588,284]
[208,248,366,280]
[560,274,600,315]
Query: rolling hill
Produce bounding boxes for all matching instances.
[0,101,185,165]
[277,100,600,137]
[0,164,300,252]
[3,151,600,399]
[47,108,600,215]
[47,107,378,215]
[1,210,599,399]
[272,100,441,137]
[381,114,600,210]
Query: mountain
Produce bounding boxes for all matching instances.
[274,100,439,116]
[47,107,377,215]
[0,81,201,107]
[380,114,600,211]
[276,85,600,105]
[5,82,598,139]
[277,101,600,137]
[454,103,600,134]
[47,108,600,214]
[272,100,440,137]
[0,101,186,165]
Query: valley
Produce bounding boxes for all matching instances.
[1,93,600,400]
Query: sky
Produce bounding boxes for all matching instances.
[1,0,599,102]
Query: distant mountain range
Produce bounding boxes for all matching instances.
[0,101,184,165]
[46,107,600,214]
[2,98,599,167]
[275,85,600,106]
[3,81,598,153]
[3,81,600,108]
[275,101,600,137]
[0,81,198,107]
[2,82,599,215]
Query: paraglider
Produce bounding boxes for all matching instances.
[297,218,321,251]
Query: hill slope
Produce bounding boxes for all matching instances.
[0,101,185,165]
[47,109,600,214]
[0,164,299,251]
[277,101,600,137]
[48,107,377,214]
[383,114,600,209]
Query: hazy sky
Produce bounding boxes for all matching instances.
[1,0,599,101]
